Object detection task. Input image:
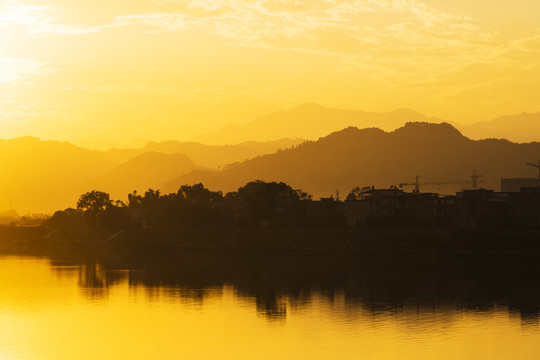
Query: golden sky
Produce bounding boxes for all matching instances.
[1,0,539,145]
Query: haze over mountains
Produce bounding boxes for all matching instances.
[0,137,304,213]
[458,112,540,143]
[195,103,540,144]
[134,139,303,169]
[91,152,202,200]
[2,104,540,213]
[164,122,540,198]
[0,137,113,214]
[194,103,445,144]
[195,104,540,144]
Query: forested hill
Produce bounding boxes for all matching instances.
[163,122,540,197]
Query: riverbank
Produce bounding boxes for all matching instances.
[1,226,540,260]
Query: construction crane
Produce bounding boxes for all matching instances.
[399,173,477,193]
[399,175,425,193]
[471,169,483,190]
[399,175,462,193]
[526,160,540,187]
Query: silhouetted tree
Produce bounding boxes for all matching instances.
[77,190,113,224]
[346,186,372,201]
[232,181,311,226]
[124,185,224,228]
[99,201,130,229]
[49,181,324,232]
[77,191,112,213]
[177,184,224,227]
[179,183,223,204]
[47,207,87,231]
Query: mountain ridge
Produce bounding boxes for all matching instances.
[193,103,446,144]
[459,112,540,143]
[3,104,540,213]
[163,122,540,198]
[0,136,306,212]
[193,103,540,145]
[90,152,203,199]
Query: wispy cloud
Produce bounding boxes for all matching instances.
[114,0,503,80]
[0,1,122,36]
[135,0,489,43]
[0,56,54,83]
[3,0,539,123]
[0,0,527,79]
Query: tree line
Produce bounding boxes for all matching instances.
[46,181,344,231]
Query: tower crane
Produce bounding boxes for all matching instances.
[399,172,479,193]
[471,169,483,190]
[399,175,463,193]
[526,160,540,187]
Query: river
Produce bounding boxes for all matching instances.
[0,253,539,359]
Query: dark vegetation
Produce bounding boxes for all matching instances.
[46,181,316,232]
[8,179,529,260]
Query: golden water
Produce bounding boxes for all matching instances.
[0,255,538,360]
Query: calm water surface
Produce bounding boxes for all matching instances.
[0,254,539,359]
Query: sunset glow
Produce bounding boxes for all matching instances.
[1,0,539,145]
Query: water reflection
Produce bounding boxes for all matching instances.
[48,252,540,326]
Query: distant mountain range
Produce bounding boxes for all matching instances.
[193,103,445,144]
[458,112,540,143]
[90,152,202,200]
[103,138,304,169]
[194,103,540,144]
[0,137,113,213]
[163,122,540,198]
[0,137,304,213]
[2,104,540,213]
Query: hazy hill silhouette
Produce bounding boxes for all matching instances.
[0,136,304,213]
[102,138,304,169]
[90,152,203,199]
[163,122,540,197]
[459,112,540,143]
[194,103,445,144]
[0,137,114,213]
[4,106,540,214]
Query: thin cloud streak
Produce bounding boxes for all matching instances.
[0,56,54,83]
[113,0,508,81]
[2,0,535,80]
[1,0,539,135]
[0,1,125,37]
